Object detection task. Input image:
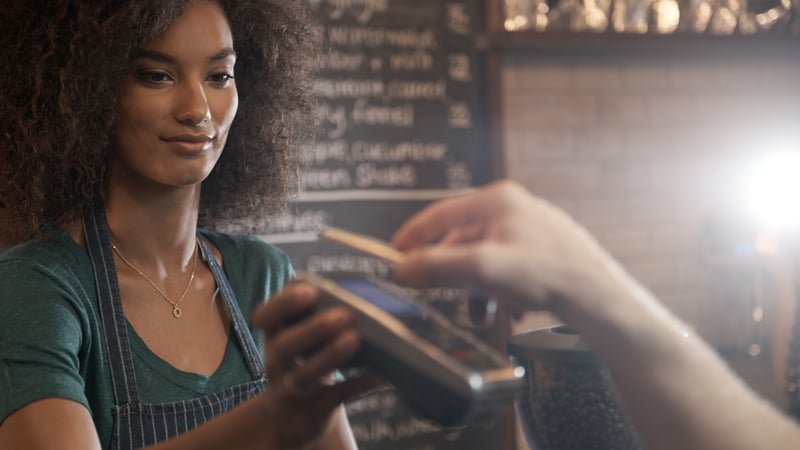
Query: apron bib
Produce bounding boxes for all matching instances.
[84,208,267,449]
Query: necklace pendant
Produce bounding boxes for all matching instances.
[172,304,182,319]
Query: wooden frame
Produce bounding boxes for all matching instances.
[483,0,509,180]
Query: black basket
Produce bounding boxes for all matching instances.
[507,325,644,450]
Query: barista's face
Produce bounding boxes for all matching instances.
[110,0,238,189]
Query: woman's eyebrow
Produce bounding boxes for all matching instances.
[131,49,174,63]
[210,48,236,61]
[130,48,236,63]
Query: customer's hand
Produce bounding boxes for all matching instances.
[392,180,626,318]
[252,283,377,449]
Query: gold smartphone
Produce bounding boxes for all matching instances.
[319,226,497,327]
[319,226,406,264]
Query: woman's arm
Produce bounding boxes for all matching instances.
[0,392,358,450]
[0,283,370,450]
[0,399,102,450]
[391,180,800,450]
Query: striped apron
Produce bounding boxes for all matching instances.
[84,208,267,449]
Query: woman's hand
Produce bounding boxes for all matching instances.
[391,180,628,320]
[252,283,377,449]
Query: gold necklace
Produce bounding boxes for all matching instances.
[111,238,199,319]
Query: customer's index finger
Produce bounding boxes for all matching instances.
[392,191,486,250]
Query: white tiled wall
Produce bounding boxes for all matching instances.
[502,51,800,347]
[500,50,800,450]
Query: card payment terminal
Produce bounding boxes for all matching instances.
[294,271,524,426]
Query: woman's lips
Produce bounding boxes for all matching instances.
[162,135,213,155]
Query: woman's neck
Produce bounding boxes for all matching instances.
[102,181,201,269]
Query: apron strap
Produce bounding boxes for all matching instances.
[84,207,140,405]
[84,208,268,407]
[197,237,266,380]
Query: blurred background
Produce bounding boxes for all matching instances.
[261,1,800,449]
[497,2,800,447]
[502,0,799,34]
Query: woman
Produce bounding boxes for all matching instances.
[0,1,372,449]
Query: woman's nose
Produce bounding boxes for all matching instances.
[175,81,211,127]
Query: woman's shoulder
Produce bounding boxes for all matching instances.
[0,232,91,283]
[200,229,288,260]
[198,230,295,311]
[0,232,96,328]
[199,229,293,286]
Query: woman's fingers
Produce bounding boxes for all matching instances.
[254,284,382,448]
[322,374,385,404]
[281,374,385,427]
[285,330,361,391]
[268,307,355,358]
[266,307,356,373]
[253,282,318,338]
[256,282,368,405]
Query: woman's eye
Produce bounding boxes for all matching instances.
[209,73,235,86]
[137,71,172,84]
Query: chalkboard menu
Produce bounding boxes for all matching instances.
[263,1,508,449]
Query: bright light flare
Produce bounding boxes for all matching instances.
[745,152,800,230]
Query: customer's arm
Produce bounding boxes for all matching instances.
[766,255,797,391]
[391,180,800,450]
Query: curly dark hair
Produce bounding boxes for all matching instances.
[0,0,318,245]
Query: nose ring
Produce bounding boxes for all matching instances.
[195,114,211,127]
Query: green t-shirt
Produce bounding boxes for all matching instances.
[0,229,293,449]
